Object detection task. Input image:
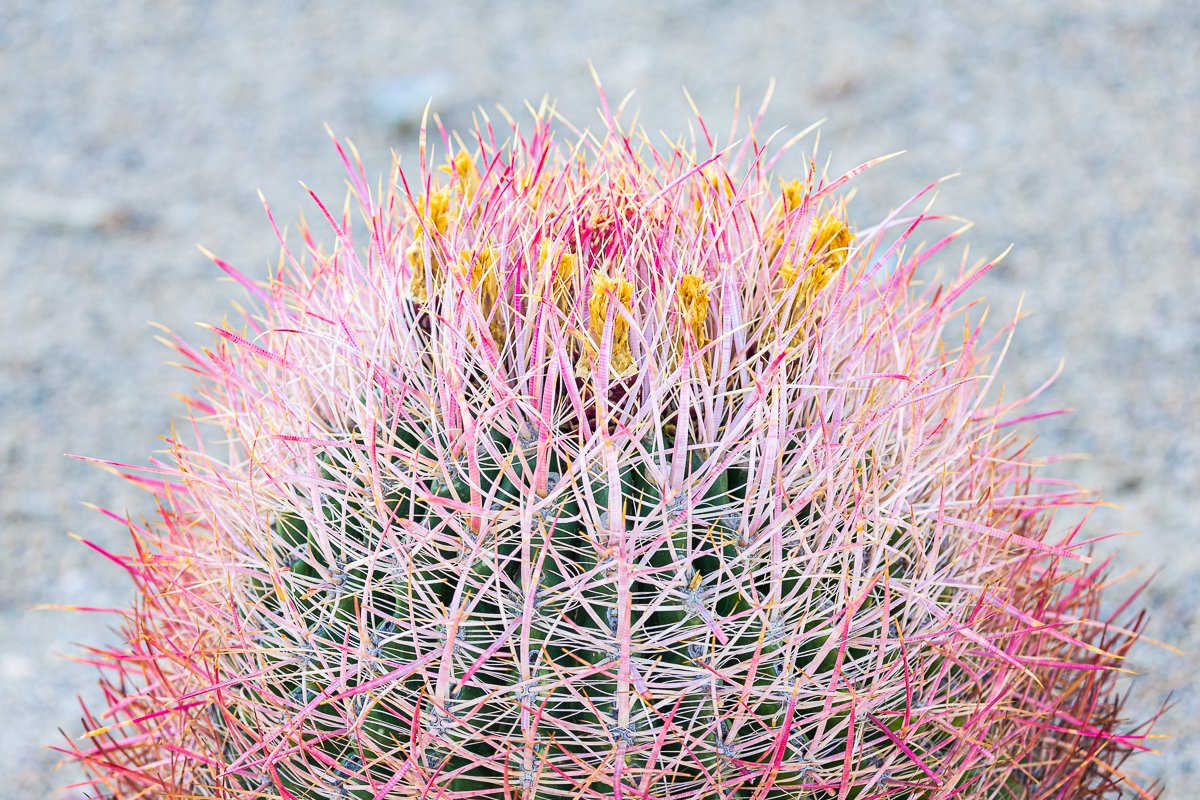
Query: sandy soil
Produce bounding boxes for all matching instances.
[1,2,1195,796]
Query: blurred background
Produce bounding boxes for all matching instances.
[1,1,1195,796]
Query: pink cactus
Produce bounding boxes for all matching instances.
[61,92,1159,799]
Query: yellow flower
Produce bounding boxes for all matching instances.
[587,270,635,375]
[677,272,709,349]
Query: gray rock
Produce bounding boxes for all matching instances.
[366,72,456,133]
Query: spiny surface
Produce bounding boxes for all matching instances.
[64,97,1156,799]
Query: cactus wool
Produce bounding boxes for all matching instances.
[63,95,1157,799]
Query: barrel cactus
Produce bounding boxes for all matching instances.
[63,95,1158,799]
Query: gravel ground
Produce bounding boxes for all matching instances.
[1,2,1195,797]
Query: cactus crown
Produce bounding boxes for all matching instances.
[64,93,1156,799]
